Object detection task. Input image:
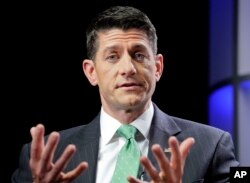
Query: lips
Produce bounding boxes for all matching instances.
[120,83,138,87]
[116,82,143,89]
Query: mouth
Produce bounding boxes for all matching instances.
[116,82,143,90]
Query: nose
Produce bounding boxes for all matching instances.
[118,55,136,77]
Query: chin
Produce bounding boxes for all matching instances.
[121,97,145,108]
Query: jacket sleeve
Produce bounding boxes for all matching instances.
[11,143,32,183]
[205,131,240,183]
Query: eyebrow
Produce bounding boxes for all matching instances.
[131,44,148,51]
[102,42,149,56]
[105,43,148,51]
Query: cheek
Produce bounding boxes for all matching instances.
[146,71,158,89]
[96,70,114,89]
[143,66,157,81]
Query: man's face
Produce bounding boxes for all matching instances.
[83,28,163,111]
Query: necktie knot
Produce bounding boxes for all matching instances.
[117,125,137,140]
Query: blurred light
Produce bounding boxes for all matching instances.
[240,79,250,89]
[209,85,234,136]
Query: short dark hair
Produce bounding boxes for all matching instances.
[86,6,158,60]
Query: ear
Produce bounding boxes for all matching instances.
[155,54,164,81]
[82,59,98,86]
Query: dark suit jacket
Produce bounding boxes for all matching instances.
[12,104,239,183]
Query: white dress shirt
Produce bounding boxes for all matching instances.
[95,102,154,183]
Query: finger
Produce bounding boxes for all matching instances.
[61,162,89,182]
[30,124,45,173]
[179,137,195,164]
[140,155,161,182]
[47,144,77,181]
[168,136,182,178]
[39,132,60,174]
[127,176,143,183]
[151,144,174,182]
[30,124,45,160]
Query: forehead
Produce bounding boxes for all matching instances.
[97,28,150,48]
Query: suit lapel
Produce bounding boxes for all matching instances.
[66,115,101,183]
[144,104,181,181]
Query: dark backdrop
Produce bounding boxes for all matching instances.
[5,0,208,181]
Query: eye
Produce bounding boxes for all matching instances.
[134,52,146,61]
[106,54,119,62]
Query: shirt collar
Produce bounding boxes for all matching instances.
[100,102,154,145]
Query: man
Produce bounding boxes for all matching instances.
[12,6,239,183]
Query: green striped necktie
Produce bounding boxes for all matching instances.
[111,125,141,183]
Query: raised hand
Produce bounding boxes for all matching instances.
[128,136,195,183]
[29,124,88,183]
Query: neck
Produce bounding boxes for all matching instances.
[102,101,151,124]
